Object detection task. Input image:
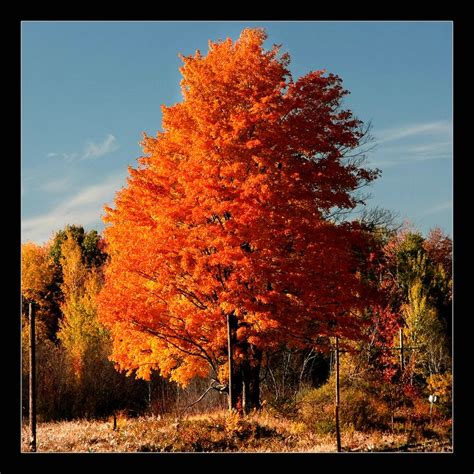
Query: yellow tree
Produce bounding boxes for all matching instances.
[402,276,448,382]
[21,241,56,338]
[21,242,55,301]
[57,233,108,378]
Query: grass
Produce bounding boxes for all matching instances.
[21,409,452,453]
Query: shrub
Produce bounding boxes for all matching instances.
[426,373,452,417]
[265,395,299,419]
[298,373,393,433]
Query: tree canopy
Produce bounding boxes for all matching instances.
[98,28,382,407]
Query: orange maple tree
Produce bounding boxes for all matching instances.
[98,28,380,410]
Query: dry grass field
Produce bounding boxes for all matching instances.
[21,410,452,453]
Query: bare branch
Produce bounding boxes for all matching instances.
[178,383,216,417]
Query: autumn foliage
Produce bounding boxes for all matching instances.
[21,241,56,338]
[57,233,107,377]
[98,28,381,408]
[20,29,452,448]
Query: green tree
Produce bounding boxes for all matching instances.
[50,224,108,268]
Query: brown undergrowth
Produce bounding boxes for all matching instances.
[21,409,452,453]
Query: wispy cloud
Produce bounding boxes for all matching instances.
[422,200,453,217]
[47,134,119,162]
[39,177,71,194]
[21,172,126,244]
[368,120,453,169]
[82,134,119,160]
[47,152,78,162]
[406,142,452,155]
[376,121,452,145]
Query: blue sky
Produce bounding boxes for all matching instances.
[21,21,452,244]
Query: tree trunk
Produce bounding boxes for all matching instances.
[231,363,243,412]
[232,362,262,413]
[227,314,262,414]
[244,346,262,411]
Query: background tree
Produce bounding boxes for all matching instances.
[98,27,382,412]
[423,227,452,342]
[22,227,150,421]
[57,233,107,378]
[295,220,452,432]
[21,242,56,339]
[36,225,109,341]
[50,224,107,268]
[355,225,452,405]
